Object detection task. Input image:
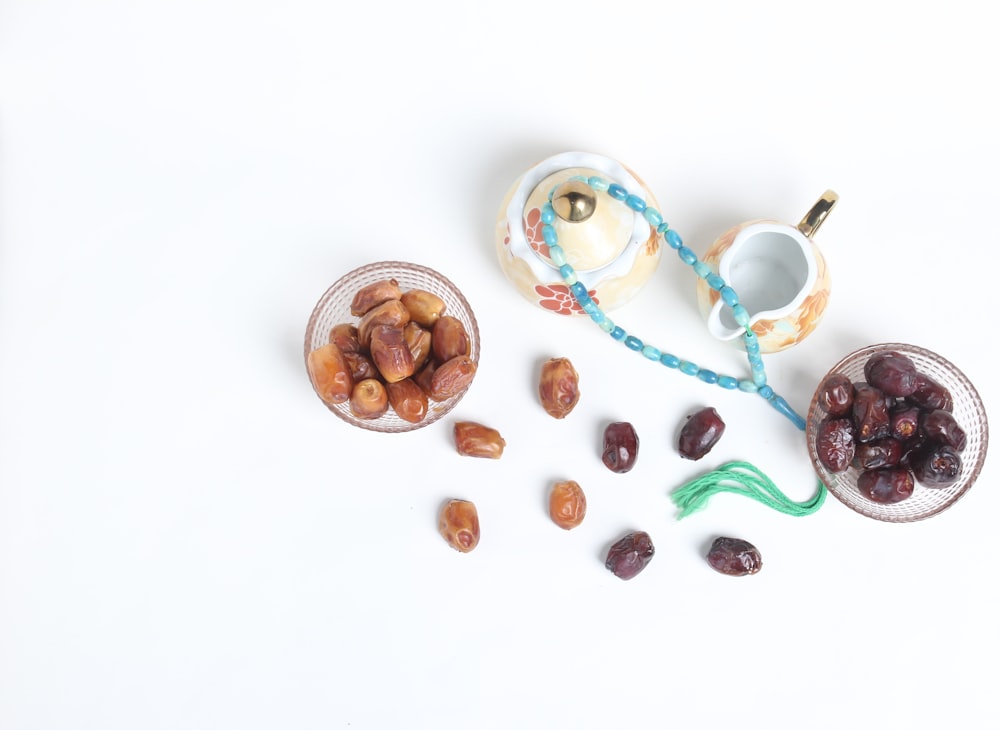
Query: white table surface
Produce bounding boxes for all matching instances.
[2,2,996,729]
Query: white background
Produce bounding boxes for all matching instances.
[1,2,996,729]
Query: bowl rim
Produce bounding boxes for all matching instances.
[806,342,989,522]
[303,260,481,433]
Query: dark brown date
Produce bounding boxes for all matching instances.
[816,373,854,416]
[912,444,962,487]
[853,437,902,470]
[906,372,953,412]
[815,417,855,472]
[864,351,918,397]
[602,421,639,473]
[852,383,892,443]
[706,536,763,576]
[857,467,915,503]
[605,531,655,580]
[678,406,725,460]
[890,404,921,440]
[920,409,967,451]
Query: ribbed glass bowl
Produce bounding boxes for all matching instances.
[303,261,480,433]
[806,343,988,522]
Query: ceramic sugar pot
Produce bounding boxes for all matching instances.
[695,191,838,353]
[495,151,663,314]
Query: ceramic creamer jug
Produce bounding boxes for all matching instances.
[695,191,838,353]
[496,151,663,315]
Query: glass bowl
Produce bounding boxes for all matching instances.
[805,342,988,522]
[303,261,481,433]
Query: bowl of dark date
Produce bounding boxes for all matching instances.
[806,343,988,522]
[304,261,480,433]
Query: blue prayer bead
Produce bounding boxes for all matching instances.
[757,385,774,399]
[608,184,627,200]
[770,396,806,431]
[641,345,661,361]
[581,301,598,315]
[665,229,683,249]
[541,205,555,224]
[678,246,698,265]
[732,304,750,326]
[656,222,670,235]
[569,174,588,182]
[660,353,680,368]
[548,245,566,266]
[679,360,699,376]
[720,286,739,307]
[589,309,606,324]
[718,375,739,390]
[752,370,768,386]
[559,264,577,284]
[610,326,626,341]
[738,380,758,393]
[750,358,765,372]
[625,335,643,351]
[643,208,663,227]
[570,281,588,299]
[693,261,712,279]
[697,369,719,384]
[542,224,557,245]
[587,176,609,191]
[625,194,646,212]
[706,273,725,290]
[598,318,614,333]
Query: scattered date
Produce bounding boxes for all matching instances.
[706,537,763,576]
[605,531,655,580]
[678,406,726,460]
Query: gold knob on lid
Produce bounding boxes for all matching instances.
[552,180,597,223]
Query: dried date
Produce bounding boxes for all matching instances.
[369,324,415,383]
[349,378,389,419]
[601,421,639,473]
[453,421,506,459]
[428,355,477,401]
[350,278,401,317]
[438,499,480,553]
[604,531,655,580]
[400,288,446,327]
[815,417,855,472]
[920,409,967,451]
[538,357,580,419]
[852,383,891,443]
[853,437,902,470]
[549,480,587,530]
[431,316,470,363]
[906,372,953,412]
[864,351,918,397]
[911,444,962,487]
[385,378,428,424]
[306,343,354,406]
[678,406,725,460]
[816,373,854,416]
[857,467,914,504]
[706,536,763,576]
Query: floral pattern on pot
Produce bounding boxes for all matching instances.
[495,153,663,314]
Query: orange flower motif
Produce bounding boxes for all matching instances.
[524,207,550,259]
[535,283,599,315]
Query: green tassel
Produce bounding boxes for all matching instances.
[671,460,827,519]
